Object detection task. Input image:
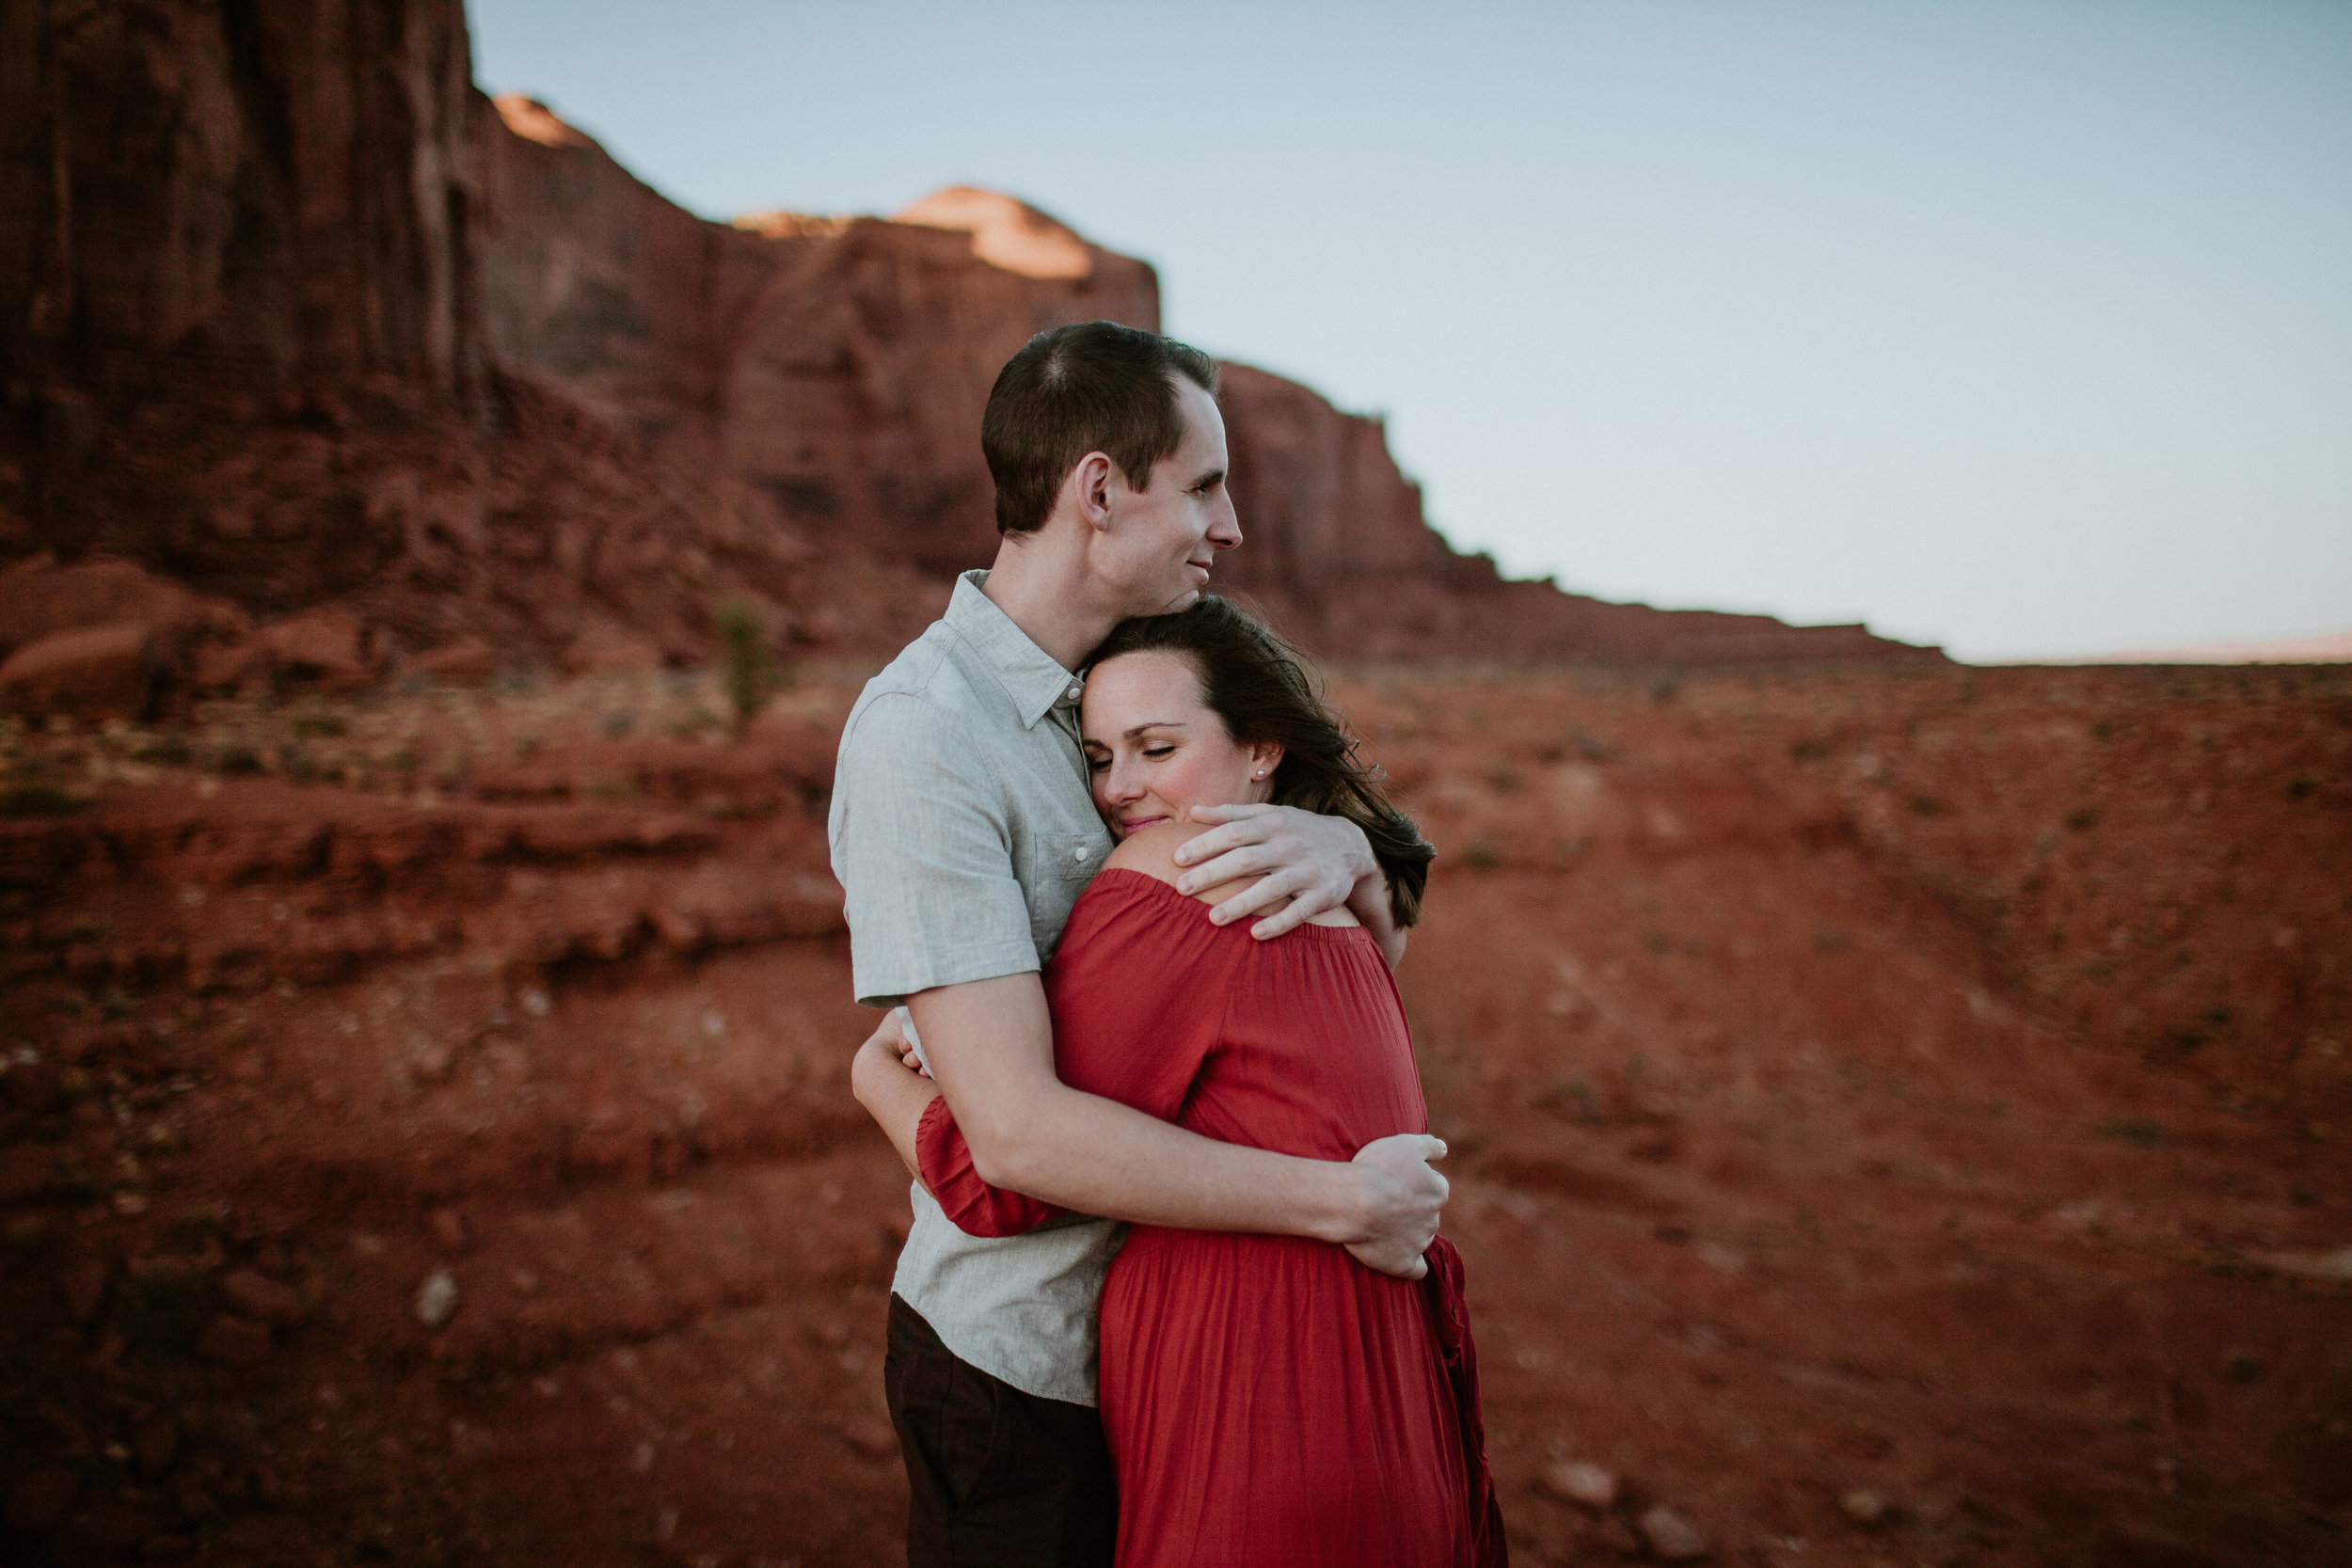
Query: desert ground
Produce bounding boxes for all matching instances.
[3,657,2345,1567]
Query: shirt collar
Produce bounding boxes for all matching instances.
[944,570,1086,730]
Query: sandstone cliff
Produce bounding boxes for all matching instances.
[0,0,1938,674]
[1,0,482,418]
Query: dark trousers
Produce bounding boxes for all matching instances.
[884,1293,1119,1568]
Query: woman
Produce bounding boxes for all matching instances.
[861,596,1502,1566]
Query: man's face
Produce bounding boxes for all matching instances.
[1094,376,1242,617]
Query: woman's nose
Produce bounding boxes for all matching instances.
[1101,756,1143,801]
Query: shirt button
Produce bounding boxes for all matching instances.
[1072,846,1089,861]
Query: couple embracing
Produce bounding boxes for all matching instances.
[831,322,1504,1566]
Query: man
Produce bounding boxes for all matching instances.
[829,321,1449,1566]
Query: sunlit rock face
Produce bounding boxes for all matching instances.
[478,105,1160,576]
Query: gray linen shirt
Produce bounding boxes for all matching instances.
[828,569,1119,1405]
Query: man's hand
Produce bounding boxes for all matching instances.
[1337,1132,1449,1279]
[1174,803,1376,940]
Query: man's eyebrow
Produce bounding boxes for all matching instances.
[1189,467,1225,489]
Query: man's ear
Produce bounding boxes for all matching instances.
[1070,451,1118,533]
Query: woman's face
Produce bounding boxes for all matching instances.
[1081,650,1280,837]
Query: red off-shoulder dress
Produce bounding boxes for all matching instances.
[916,869,1504,1568]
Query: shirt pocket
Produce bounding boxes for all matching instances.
[1029,831,1109,886]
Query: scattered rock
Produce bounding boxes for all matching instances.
[1840,1488,1889,1527]
[58,1258,110,1323]
[413,638,497,686]
[217,1267,305,1326]
[0,622,157,722]
[838,1418,898,1460]
[1538,1460,1619,1511]
[0,555,243,662]
[415,1267,460,1328]
[1637,1504,1709,1561]
[2251,1244,2352,1283]
[199,1315,272,1366]
[260,608,374,690]
[188,636,263,691]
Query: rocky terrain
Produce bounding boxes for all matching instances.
[4,3,2345,1566]
[0,658,2345,1566]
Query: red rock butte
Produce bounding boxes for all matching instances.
[0,1,1938,697]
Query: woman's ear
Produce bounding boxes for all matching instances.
[1248,741,1285,780]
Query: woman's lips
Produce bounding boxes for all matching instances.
[1117,813,1169,834]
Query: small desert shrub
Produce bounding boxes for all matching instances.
[715,599,787,737]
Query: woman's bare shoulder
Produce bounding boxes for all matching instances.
[1099,819,1357,926]
[1102,821,1193,886]
[1102,821,1244,907]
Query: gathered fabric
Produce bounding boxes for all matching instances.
[920,870,1503,1566]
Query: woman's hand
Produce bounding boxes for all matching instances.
[852,1011,942,1183]
[886,1006,932,1078]
[1173,803,1377,939]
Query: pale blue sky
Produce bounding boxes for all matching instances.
[471,0,2350,660]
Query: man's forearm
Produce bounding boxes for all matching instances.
[971,1082,1368,1242]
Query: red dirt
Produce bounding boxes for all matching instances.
[3,660,2345,1566]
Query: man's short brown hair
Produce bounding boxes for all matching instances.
[982,322,1220,535]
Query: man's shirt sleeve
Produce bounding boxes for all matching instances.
[832,692,1040,1008]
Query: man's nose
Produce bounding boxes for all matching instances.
[1211,495,1241,550]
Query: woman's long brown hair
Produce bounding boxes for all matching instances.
[1087,595,1436,927]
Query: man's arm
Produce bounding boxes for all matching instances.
[905,974,1447,1277]
[1175,803,1406,965]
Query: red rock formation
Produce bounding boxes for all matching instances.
[0,0,1935,675]
[479,108,1162,575]
[0,0,482,417]
[1215,362,1934,662]
[472,103,1933,660]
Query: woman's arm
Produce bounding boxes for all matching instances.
[1350,865,1406,969]
[850,1017,940,1184]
